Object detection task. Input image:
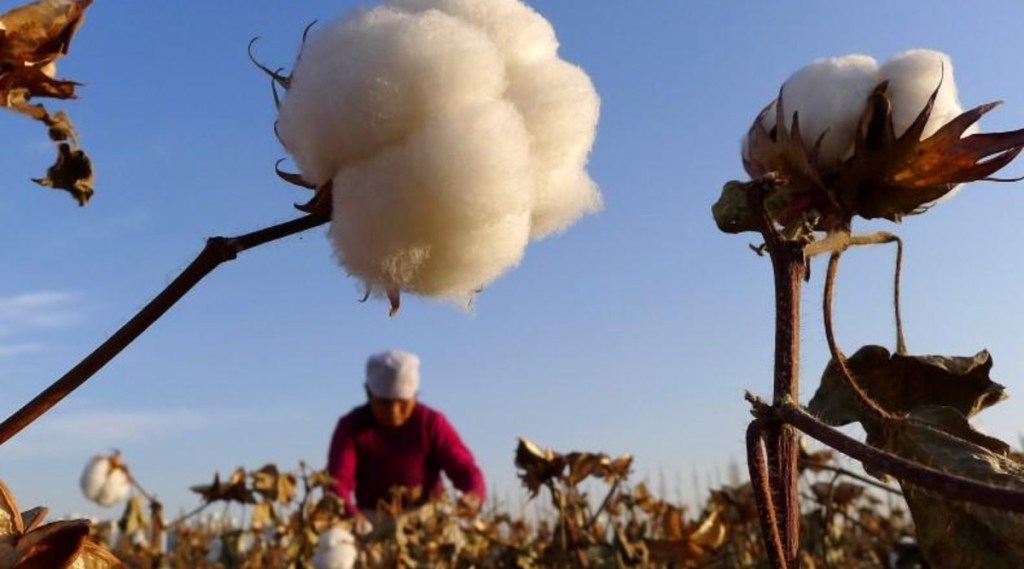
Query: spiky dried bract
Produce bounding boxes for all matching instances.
[276,0,601,307]
[731,49,1024,232]
[79,455,130,508]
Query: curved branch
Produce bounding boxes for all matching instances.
[776,402,1024,513]
[0,213,330,446]
[746,418,788,569]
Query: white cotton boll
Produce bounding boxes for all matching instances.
[330,101,533,300]
[79,455,131,507]
[506,59,601,238]
[312,527,358,569]
[780,54,879,168]
[879,49,973,139]
[278,6,508,185]
[390,0,558,65]
[279,0,601,306]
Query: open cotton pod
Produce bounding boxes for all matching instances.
[719,49,1024,235]
[79,453,131,507]
[275,0,602,314]
[311,526,358,569]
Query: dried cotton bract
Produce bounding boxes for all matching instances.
[79,453,131,507]
[276,0,601,310]
[718,49,1024,235]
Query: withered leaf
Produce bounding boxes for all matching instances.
[0,0,91,65]
[871,406,1024,569]
[810,481,864,508]
[807,345,1006,430]
[116,497,146,537]
[1,0,94,205]
[514,438,565,499]
[251,464,297,505]
[249,502,273,530]
[32,142,92,205]
[189,469,256,505]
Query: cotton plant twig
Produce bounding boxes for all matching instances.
[746,393,1024,513]
[746,418,789,569]
[0,212,330,446]
[822,251,891,423]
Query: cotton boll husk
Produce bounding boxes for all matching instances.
[330,101,533,300]
[879,49,974,139]
[389,0,558,65]
[277,6,508,185]
[505,59,601,238]
[780,54,879,168]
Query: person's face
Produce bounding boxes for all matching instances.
[369,395,417,428]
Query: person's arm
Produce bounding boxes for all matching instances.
[326,416,360,517]
[432,412,486,509]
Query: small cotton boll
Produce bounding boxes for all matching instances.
[278,6,508,185]
[780,54,879,168]
[330,101,533,300]
[80,455,131,507]
[390,0,558,65]
[879,49,973,139]
[312,527,358,569]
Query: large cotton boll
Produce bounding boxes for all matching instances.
[277,6,508,185]
[530,166,601,239]
[330,101,533,300]
[390,0,558,65]
[780,54,879,168]
[506,59,601,238]
[879,49,972,139]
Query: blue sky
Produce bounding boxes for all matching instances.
[3,0,1024,518]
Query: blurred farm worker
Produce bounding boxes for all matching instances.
[326,349,486,520]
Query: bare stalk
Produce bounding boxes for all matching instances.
[0,213,330,446]
[748,178,803,565]
[746,418,788,569]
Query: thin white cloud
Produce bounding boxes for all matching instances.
[0,290,82,337]
[0,343,44,358]
[3,409,213,460]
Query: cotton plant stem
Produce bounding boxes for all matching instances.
[797,459,903,497]
[0,213,330,446]
[746,418,788,569]
[749,396,1024,513]
[749,178,803,565]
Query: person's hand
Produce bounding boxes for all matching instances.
[456,493,482,517]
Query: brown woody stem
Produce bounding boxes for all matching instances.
[746,418,788,569]
[749,178,803,566]
[0,213,330,446]
[761,400,1024,513]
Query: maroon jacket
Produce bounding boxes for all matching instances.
[326,402,485,514]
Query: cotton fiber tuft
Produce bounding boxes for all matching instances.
[276,0,601,308]
[80,454,131,507]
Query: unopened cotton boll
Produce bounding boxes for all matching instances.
[777,54,879,168]
[277,0,601,306]
[312,527,358,569]
[79,454,131,507]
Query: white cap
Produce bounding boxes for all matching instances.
[365,350,420,399]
